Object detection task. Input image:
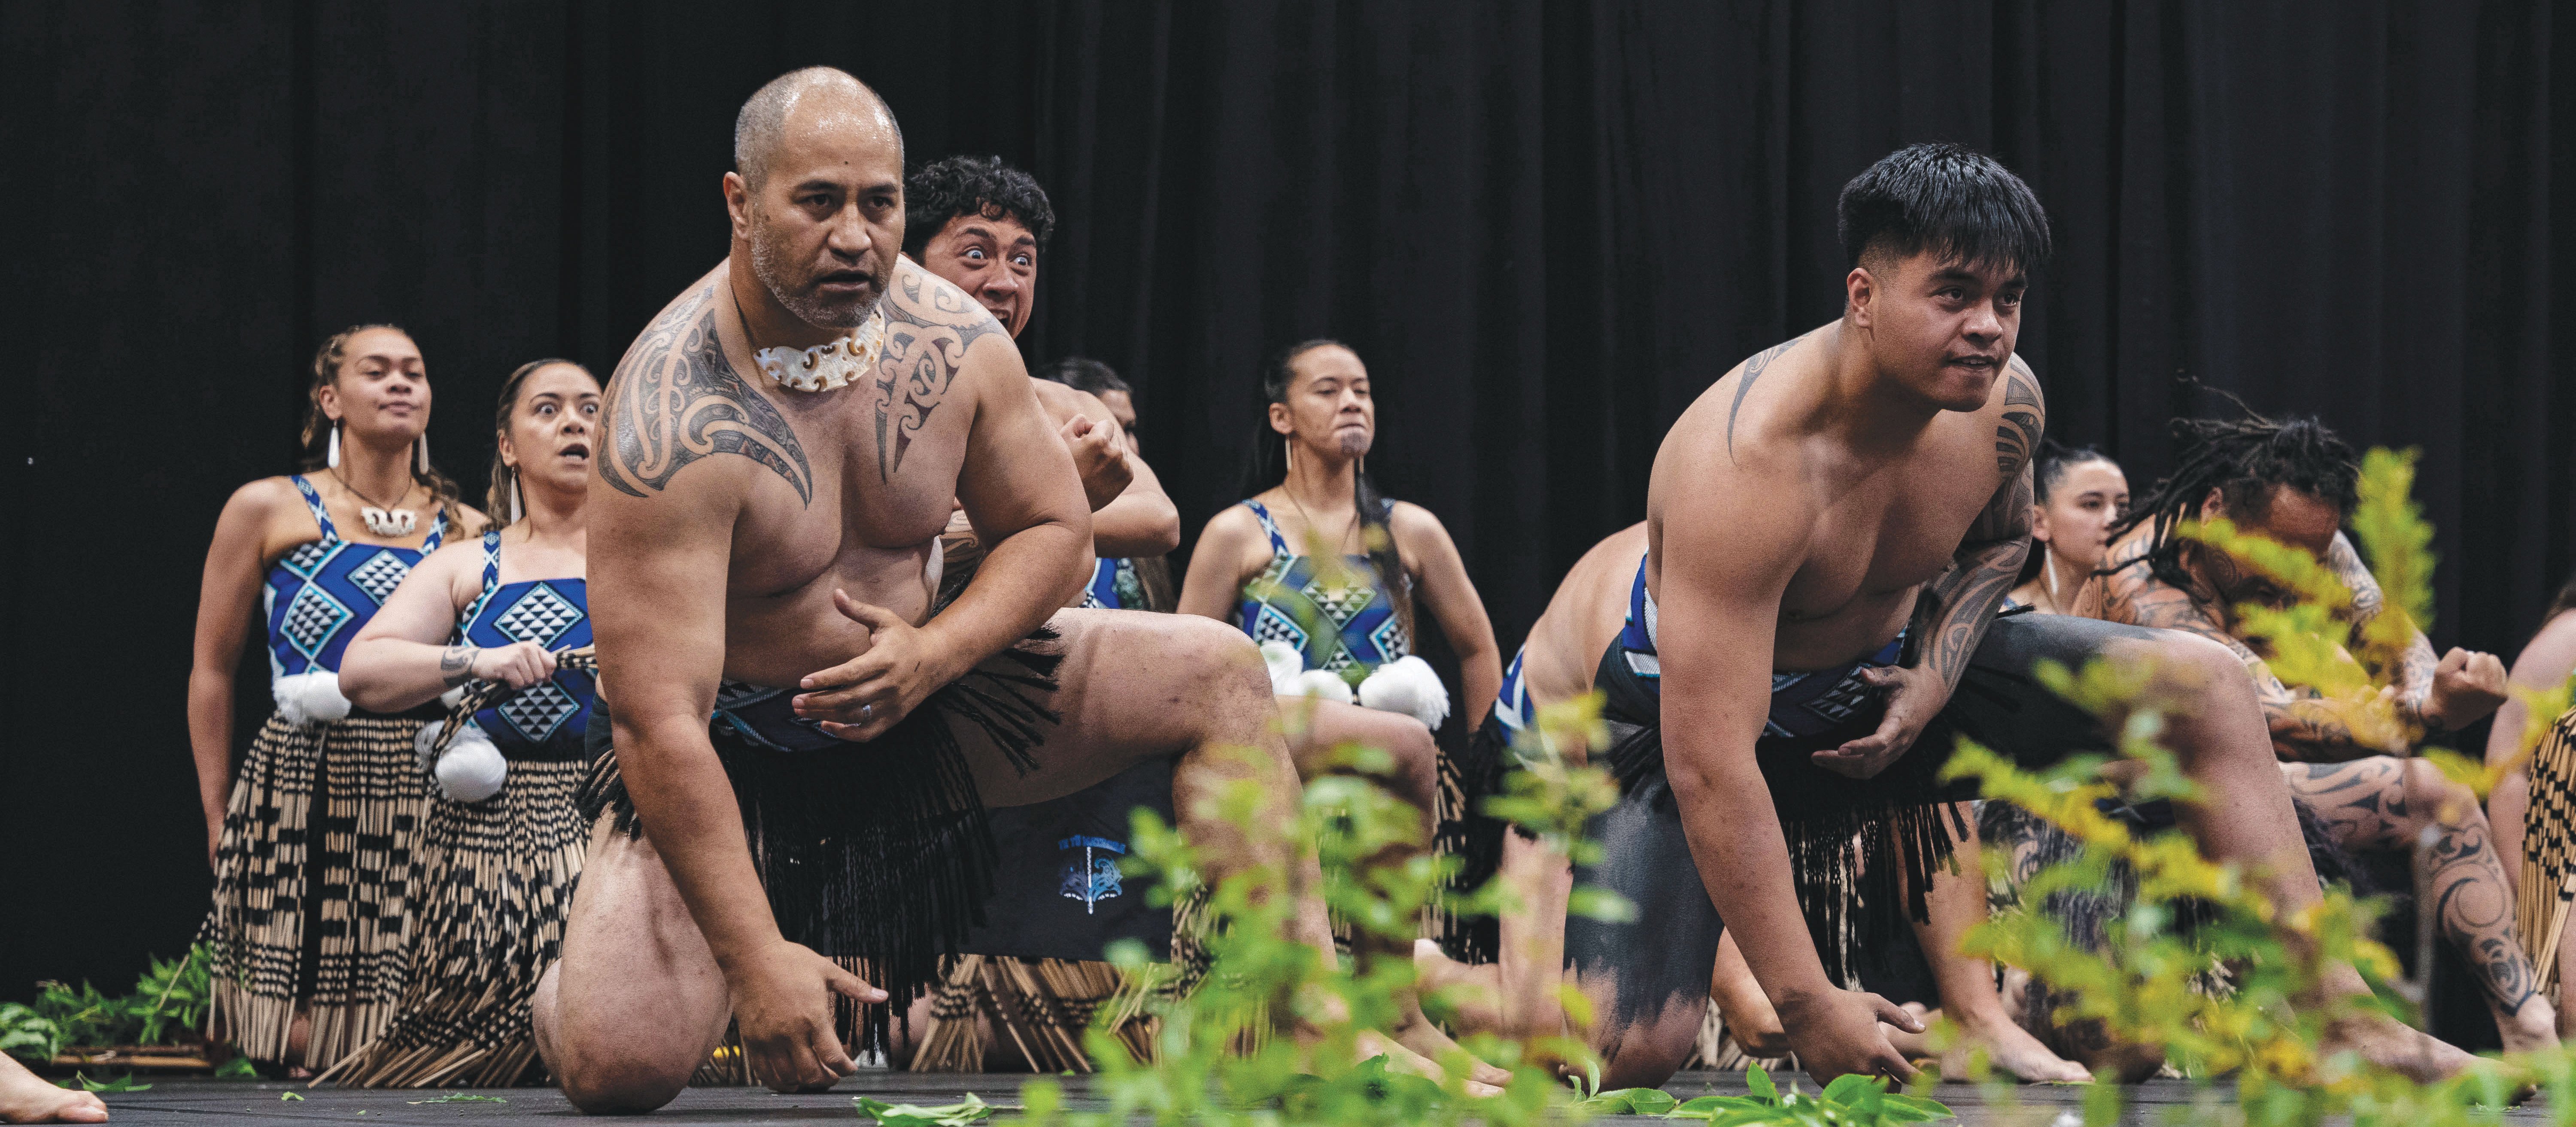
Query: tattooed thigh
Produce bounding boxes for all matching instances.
[2279,757,2412,846]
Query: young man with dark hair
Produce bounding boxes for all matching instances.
[1445,143,2473,1088]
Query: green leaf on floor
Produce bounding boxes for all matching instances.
[62,1072,149,1092]
[853,1091,995,1125]
[279,1091,303,1101]
[407,1093,507,1104]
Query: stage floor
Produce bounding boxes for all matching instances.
[75,1070,2550,1126]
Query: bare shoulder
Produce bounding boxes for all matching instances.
[410,538,485,604]
[1197,502,1264,547]
[2514,611,2576,686]
[882,256,1018,380]
[1386,500,1452,541]
[224,475,301,520]
[597,277,809,506]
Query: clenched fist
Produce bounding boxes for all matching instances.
[2418,647,2509,732]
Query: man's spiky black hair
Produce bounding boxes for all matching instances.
[1838,142,2052,278]
[903,155,1054,260]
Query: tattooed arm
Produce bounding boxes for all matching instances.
[2093,535,2394,761]
[1809,358,2040,777]
[2322,533,2509,733]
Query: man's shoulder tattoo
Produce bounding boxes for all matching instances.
[870,270,1009,483]
[1724,332,1808,464]
[1995,366,2043,474]
[601,292,815,504]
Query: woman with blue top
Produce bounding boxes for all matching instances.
[1178,338,1508,1085]
[329,359,602,1086]
[192,325,487,1073]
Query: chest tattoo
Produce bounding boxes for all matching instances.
[602,295,815,504]
[872,271,1007,482]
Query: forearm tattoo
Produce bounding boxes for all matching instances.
[1912,361,2043,692]
[871,268,1005,482]
[2100,538,2374,760]
[2324,533,2442,722]
[440,645,477,687]
[601,287,815,504]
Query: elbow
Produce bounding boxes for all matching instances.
[334,646,405,713]
[1143,506,1181,556]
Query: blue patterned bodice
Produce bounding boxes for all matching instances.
[263,475,447,680]
[456,531,595,760]
[1233,499,1409,685]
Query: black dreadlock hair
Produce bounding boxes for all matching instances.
[2016,438,2120,586]
[2109,401,2359,592]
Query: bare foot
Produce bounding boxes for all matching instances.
[1413,940,1506,1035]
[2321,1014,2476,1081]
[2495,998,2560,1057]
[1943,1009,2090,1083]
[1386,977,1513,1090]
[0,1055,108,1124]
[1353,1030,1506,1097]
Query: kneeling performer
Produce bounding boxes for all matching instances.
[533,69,1439,1110]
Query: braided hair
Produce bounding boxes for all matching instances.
[2016,438,2119,586]
[1243,339,1413,641]
[298,324,472,536]
[2109,407,2359,591]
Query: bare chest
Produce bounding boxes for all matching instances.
[1779,453,1999,621]
[727,380,971,598]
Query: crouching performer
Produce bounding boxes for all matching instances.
[1450,143,2473,1088]
[532,68,1459,1111]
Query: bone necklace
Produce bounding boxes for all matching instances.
[741,290,889,393]
[331,468,419,538]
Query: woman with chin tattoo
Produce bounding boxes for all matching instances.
[194,326,486,1074]
[329,360,605,1086]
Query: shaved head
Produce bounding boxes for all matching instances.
[733,67,901,190]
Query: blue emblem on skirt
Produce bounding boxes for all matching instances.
[1057,835,1126,913]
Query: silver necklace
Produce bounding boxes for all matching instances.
[331,468,419,538]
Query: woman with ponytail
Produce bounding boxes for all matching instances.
[1178,340,1507,1083]
[192,325,489,1073]
[330,359,602,1086]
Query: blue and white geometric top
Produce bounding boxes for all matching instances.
[263,474,447,680]
[1233,498,1410,686]
[454,530,595,762]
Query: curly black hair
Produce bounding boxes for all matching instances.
[1838,142,2052,278]
[2110,401,2360,592]
[1035,356,1130,399]
[903,155,1054,260]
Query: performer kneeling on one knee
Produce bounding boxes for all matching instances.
[328,359,605,1086]
[193,325,486,1074]
[1442,142,2476,1089]
[531,68,1495,1112]
[2068,416,2551,1053]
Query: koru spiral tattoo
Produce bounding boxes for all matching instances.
[439,644,476,687]
[601,289,816,504]
[871,268,1006,482]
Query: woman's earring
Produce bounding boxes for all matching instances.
[510,472,524,524]
[1284,440,1296,477]
[415,435,430,474]
[327,422,341,468]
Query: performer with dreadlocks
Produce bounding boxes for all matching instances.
[193,325,487,1073]
[1440,143,2473,1088]
[534,69,1483,1111]
[2078,412,2551,1051]
[326,360,604,1086]
[1178,337,1507,1083]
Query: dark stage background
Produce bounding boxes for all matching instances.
[5,1,2573,1005]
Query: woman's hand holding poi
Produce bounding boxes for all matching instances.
[795,590,939,741]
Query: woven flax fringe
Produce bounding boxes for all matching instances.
[322,758,589,1087]
[203,712,431,1072]
[2520,710,2576,998]
[907,957,1153,1072]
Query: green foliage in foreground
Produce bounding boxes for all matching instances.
[1952,446,2576,1127]
[2,945,219,1061]
[855,1093,1000,1125]
[1577,1065,1953,1124]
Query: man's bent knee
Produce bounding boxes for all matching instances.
[557,1054,696,1116]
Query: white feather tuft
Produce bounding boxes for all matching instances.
[1259,640,1306,696]
[434,724,508,803]
[1294,668,1355,705]
[272,671,352,728]
[1358,656,1450,731]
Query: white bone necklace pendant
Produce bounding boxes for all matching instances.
[754,306,889,392]
[360,506,417,537]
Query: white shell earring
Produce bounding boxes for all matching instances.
[510,472,524,524]
[415,436,430,474]
[326,422,341,468]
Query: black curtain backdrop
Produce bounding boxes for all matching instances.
[5,1,2571,999]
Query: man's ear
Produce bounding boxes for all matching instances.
[1845,267,1876,328]
[723,171,753,241]
[2199,486,2227,522]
